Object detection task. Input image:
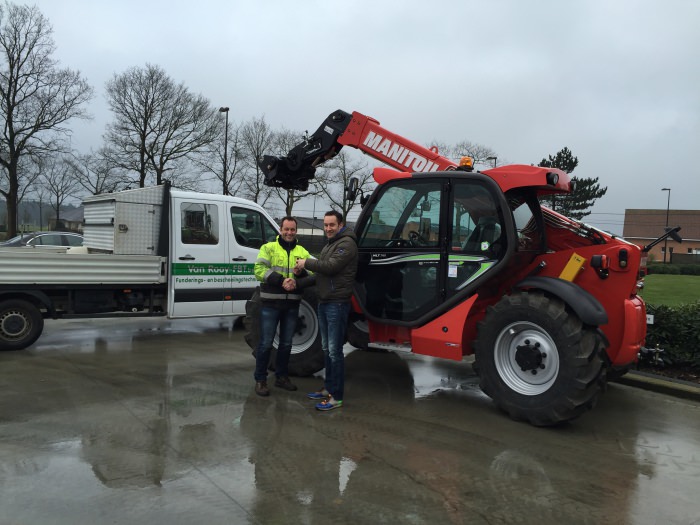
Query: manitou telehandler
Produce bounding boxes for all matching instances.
[247,109,648,426]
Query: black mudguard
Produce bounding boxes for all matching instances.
[515,276,608,326]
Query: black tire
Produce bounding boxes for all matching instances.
[244,287,324,377]
[347,313,369,350]
[0,299,44,351]
[473,292,606,426]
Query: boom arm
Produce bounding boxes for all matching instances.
[259,110,457,191]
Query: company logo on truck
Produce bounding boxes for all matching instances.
[363,131,441,172]
[171,262,256,285]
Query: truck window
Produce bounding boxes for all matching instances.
[181,202,219,245]
[230,207,277,249]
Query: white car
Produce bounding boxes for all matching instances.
[0,231,84,248]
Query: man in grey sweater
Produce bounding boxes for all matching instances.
[295,210,358,411]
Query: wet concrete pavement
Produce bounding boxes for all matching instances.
[1,317,700,525]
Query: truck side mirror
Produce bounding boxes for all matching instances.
[346,177,359,202]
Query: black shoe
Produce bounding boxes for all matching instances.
[274,376,298,391]
[255,381,270,397]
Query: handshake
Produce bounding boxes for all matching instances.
[282,258,307,291]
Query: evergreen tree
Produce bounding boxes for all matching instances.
[538,147,607,220]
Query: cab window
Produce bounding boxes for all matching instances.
[181,203,219,245]
[357,181,441,249]
[452,182,504,258]
[230,207,278,249]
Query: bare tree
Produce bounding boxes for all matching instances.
[238,115,276,206]
[190,117,246,196]
[0,2,93,236]
[31,183,49,230]
[316,150,374,219]
[65,149,129,196]
[39,156,80,226]
[104,63,221,187]
[429,140,499,168]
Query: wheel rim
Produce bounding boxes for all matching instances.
[0,309,31,341]
[274,300,318,355]
[494,321,560,396]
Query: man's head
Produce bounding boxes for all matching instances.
[279,216,298,243]
[323,210,344,239]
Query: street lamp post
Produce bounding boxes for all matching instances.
[486,156,497,168]
[662,187,671,263]
[219,107,230,195]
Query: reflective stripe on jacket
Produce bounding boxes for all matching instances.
[254,236,312,304]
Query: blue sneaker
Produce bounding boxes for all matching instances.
[316,398,343,411]
[307,388,330,400]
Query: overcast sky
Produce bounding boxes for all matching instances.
[25,0,700,233]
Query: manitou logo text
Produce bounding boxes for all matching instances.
[363,132,440,172]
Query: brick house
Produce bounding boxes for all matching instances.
[623,210,700,263]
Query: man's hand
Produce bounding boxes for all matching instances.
[294,259,306,272]
[282,278,296,291]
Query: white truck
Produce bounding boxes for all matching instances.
[0,183,286,351]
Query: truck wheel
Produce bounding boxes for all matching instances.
[244,287,324,377]
[347,313,369,350]
[0,299,44,351]
[474,292,605,426]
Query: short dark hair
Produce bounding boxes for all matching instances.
[324,210,343,224]
[279,216,297,228]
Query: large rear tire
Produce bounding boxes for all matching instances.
[244,287,324,377]
[473,292,606,426]
[0,299,44,351]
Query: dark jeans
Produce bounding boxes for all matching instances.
[318,302,351,401]
[254,305,299,382]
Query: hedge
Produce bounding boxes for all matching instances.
[647,263,700,276]
[644,301,700,368]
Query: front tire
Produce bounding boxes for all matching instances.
[244,287,324,377]
[0,299,44,351]
[346,313,369,350]
[474,292,605,426]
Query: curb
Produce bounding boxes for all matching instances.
[613,370,700,402]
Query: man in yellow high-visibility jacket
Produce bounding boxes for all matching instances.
[253,216,313,396]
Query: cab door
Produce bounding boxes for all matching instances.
[354,176,508,324]
[169,196,228,317]
[355,180,445,323]
[224,205,279,314]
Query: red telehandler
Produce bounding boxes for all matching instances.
[246,109,648,426]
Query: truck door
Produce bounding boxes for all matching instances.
[354,177,507,324]
[169,197,228,317]
[225,205,279,314]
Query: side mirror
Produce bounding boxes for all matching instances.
[346,177,359,202]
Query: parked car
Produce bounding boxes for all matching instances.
[0,231,84,248]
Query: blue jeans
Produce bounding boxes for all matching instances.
[318,302,351,401]
[254,305,299,381]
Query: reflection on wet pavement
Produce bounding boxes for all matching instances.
[1,317,700,524]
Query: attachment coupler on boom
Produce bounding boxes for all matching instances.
[258,110,353,191]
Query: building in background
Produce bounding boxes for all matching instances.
[623,209,700,263]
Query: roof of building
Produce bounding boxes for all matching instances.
[623,209,700,241]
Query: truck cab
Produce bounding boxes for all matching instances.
[168,190,280,317]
